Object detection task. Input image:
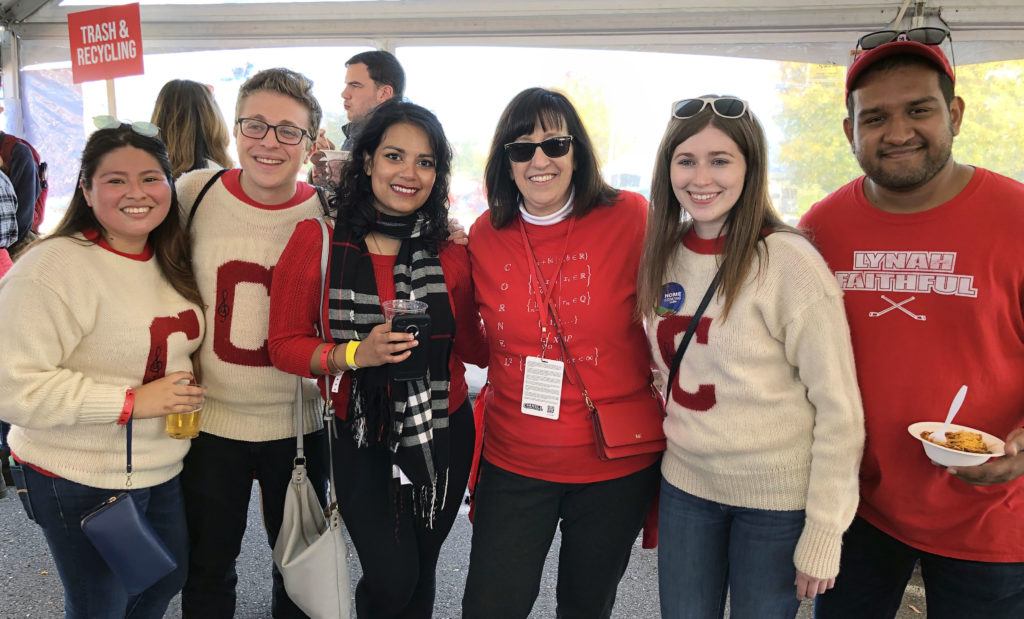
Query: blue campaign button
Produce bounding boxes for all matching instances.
[656,282,685,316]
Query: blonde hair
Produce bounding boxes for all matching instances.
[151,79,233,179]
[234,68,322,139]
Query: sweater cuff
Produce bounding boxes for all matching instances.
[77,383,134,425]
[793,519,844,579]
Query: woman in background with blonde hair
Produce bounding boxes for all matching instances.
[151,79,233,178]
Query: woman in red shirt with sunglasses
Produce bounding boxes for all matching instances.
[462,87,662,619]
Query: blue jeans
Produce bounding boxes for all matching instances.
[18,466,188,619]
[658,479,803,619]
[815,517,1024,619]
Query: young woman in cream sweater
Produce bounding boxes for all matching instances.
[638,96,865,618]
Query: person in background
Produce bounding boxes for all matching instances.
[804,37,1024,618]
[640,95,864,618]
[0,121,44,474]
[0,168,16,281]
[462,87,661,619]
[151,79,234,179]
[0,169,18,498]
[270,99,486,618]
[311,50,405,186]
[176,67,329,618]
[0,123,205,617]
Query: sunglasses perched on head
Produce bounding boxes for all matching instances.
[857,27,949,50]
[93,115,160,138]
[671,97,748,120]
[504,136,573,163]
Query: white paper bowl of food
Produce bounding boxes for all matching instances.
[907,422,1005,467]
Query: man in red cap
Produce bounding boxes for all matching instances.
[802,38,1024,617]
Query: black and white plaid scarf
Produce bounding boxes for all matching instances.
[328,211,454,523]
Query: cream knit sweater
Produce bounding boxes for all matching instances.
[177,169,322,442]
[648,230,865,579]
[0,236,204,489]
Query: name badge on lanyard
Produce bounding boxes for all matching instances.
[517,217,575,421]
[521,356,564,420]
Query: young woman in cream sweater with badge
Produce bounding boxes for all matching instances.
[637,96,865,618]
[0,124,206,617]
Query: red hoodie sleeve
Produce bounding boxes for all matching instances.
[268,218,328,378]
[441,242,488,368]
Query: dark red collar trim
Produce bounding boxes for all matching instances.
[83,229,154,261]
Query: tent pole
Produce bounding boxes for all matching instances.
[106,78,116,117]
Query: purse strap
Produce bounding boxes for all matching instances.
[316,218,339,508]
[125,417,133,488]
[665,268,722,397]
[186,168,228,229]
[548,301,598,413]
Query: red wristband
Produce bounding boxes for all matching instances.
[320,344,337,375]
[118,388,135,425]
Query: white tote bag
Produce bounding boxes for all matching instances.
[273,401,349,619]
[273,217,351,618]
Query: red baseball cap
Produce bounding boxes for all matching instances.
[846,40,955,98]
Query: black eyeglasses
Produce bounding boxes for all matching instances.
[236,118,313,145]
[857,27,949,50]
[504,136,573,163]
[671,97,748,120]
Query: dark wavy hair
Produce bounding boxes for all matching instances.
[49,125,202,307]
[335,99,452,248]
[484,87,618,228]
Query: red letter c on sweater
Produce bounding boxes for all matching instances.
[656,315,716,411]
[214,260,273,367]
[144,309,202,384]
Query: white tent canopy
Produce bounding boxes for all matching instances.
[3,0,1024,67]
[0,0,1019,215]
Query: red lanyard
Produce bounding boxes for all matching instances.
[517,216,575,356]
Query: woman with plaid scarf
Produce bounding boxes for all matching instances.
[269,99,486,618]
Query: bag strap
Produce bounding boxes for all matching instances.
[125,417,133,488]
[317,218,339,507]
[549,301,596,413]
[665,267,723,397]
[186,168,228,229]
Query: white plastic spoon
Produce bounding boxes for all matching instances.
[934,385,968,444]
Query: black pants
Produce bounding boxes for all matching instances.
[462,459,660,619]
[336,400,475,619]
[815,517,1024,619]
[180,430,328,619]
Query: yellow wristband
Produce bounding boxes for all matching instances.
[345,340,361,370]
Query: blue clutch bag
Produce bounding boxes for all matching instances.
[80,491,178,595]
[79,417,177,595]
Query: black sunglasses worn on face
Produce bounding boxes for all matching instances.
[236,118,313,145]
[504,136,573,163]
[857,27,949,50]
[671,97,748,120]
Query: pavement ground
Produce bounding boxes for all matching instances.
[0,484,927,618]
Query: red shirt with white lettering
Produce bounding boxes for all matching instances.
[801,168,1024,562]
[469,191,659,483]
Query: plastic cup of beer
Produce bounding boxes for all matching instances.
[166,378,203,440]
[382,299,428,322]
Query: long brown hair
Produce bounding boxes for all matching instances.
[638,98,797,321]
[151,79,233,178]
[484,87,618,228]
[50,125,203,307]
